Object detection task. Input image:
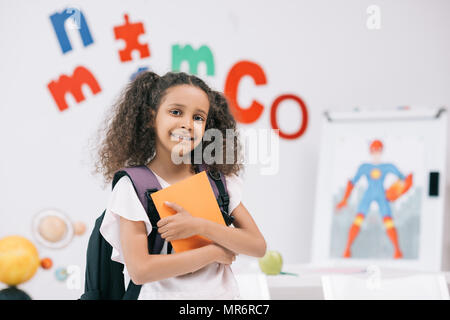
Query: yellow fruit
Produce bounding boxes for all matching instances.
[0,236,40,286]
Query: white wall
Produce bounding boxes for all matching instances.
[1,0,449,299]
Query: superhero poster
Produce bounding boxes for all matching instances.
[329,136,423,260]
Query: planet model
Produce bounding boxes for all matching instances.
[73,221,86,236]
[0,236,40,286]
[38,215,67,242]
[32,209,74,249]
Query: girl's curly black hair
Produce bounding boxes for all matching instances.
[89,71,244,188]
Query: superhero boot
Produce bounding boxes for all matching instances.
[343,213,364,258]
[383,217,403,259]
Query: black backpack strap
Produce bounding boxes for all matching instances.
[112,166,162,214]
[122,280,142,300]
[112,166,167,300]
[196,164,234,226]
[144,187,167,254]
[145,187,173,254]
[211,172,234,226]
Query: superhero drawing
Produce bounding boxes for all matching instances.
[335,139,413,259]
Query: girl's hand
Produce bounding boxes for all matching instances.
[209,244,237,265]
[157,201,202,241]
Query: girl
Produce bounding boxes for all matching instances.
[91,71,266,300]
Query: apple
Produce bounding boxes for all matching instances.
[258,250,283,275]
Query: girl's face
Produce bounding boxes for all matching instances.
[153,84,210,158]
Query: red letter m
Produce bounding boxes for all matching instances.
[48,66,101,111]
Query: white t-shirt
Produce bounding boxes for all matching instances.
[99,168,243,300]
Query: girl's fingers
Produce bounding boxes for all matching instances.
[164,201,184,212]
[164,233,174,241]
[157,217,171,228]
[161,231,170,239]
[158,226,168,234]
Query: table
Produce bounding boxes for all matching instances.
[265,264,450,299]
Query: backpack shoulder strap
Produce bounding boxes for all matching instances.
[113,166,166,248]
[112,165,165,300]
[196,164,234,226]
[112,165,162,213]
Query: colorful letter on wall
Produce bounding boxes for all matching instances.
[50,8,94,54]
[172,44,215,76]
[47,66,101,112]
[270,94,308,140]
[224,61,266,124]
[114,14,150,62]
[130,66,149,81]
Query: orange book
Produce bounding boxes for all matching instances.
[150,171,226,253]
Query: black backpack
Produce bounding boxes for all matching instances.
[80,164,234,300]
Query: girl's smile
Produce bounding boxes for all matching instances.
[170,131,195,142]
[153,84,210,157]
